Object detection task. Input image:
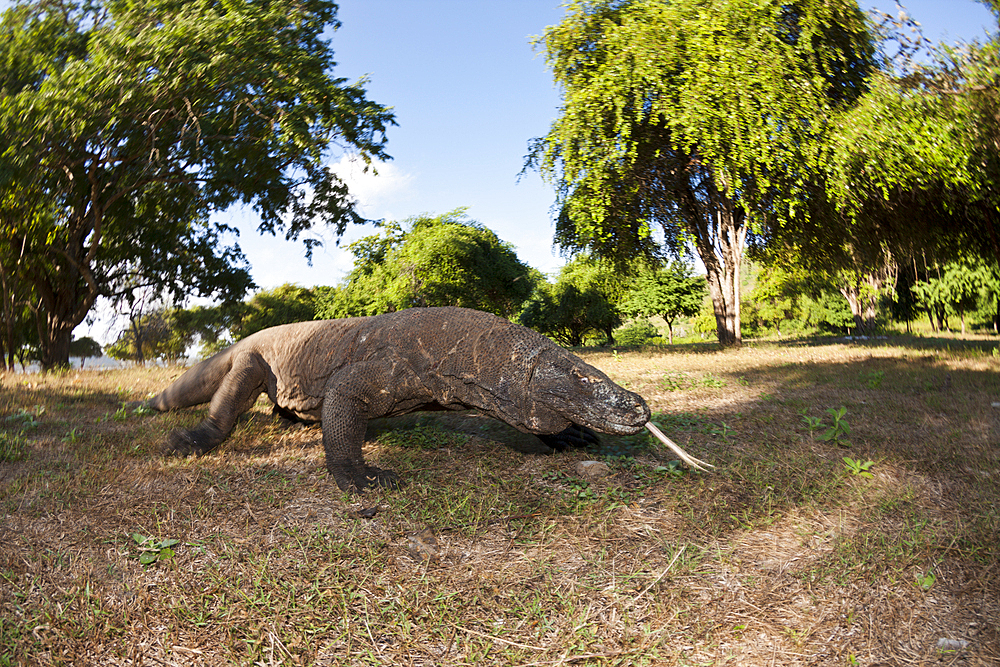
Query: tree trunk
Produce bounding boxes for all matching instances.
[28,241,100,370]
[936,307,948,332]
[840,273,882,335]
[603,325,615,347]
[130,316,147,367]
[39,315,74,370]
[686,186,746,349]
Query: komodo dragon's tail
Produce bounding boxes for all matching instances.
[143,347,235,412]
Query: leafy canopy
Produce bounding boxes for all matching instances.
[0,0,394,367]
[530,0,877,259]
[620,262,705,343]
[527,0,878,348]
[518,256,623,347]
[317,211,536,319]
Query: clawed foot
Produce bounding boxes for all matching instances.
[328,461,401,493]
[163,425,221,457]
[537,423,601,452]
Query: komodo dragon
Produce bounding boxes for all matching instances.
[135,307,710,491]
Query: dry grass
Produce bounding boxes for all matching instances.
[1,335,999,666]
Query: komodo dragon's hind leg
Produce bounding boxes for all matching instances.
[165,352,270,457]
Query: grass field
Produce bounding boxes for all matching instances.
[1,335,998,666]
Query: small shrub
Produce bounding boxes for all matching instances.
[614,320,661,347]
[818,407,851,447]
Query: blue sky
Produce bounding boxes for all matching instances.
[236,0,999,292]
[234,1,569,289]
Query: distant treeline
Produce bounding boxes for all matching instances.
[94,213,1000,366]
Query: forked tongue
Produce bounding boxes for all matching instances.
[645,421,715,472]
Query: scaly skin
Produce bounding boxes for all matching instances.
[137,307,650,492]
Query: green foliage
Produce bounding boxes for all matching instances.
[842,457,874,479]
[620,261,705,344]
[911,261,999,334]
[169,304,237,358]
[68,336,101,366]
[861,371,885,390]
[801,407,852,447]
[915,570,937,591]
[129,534,180,566]
[232,284,318,341]
[614,320,661,347]
[106,308,193,365]
[740,261,856,337]
[160,284,322,356]
[815,18,1000,301]
[0,0,393,368]
[317,211,535,319]
[528,0,878,348]
[518,255,622,347]
[818,407,852,448]
[800,410,824,435]
[744,263,809,337]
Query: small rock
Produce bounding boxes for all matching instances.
[936,638,970,651]
[575,460,611,479]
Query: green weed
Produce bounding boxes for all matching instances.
[861,370,885,389]
[915,570,936,591]
[129,534,181,566]
[0,431,28,463]
[812,407,851,447]
[842,457,874,478]
[4,406,42,429]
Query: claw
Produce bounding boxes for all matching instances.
[645,421,715,472]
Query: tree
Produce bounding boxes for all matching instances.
[69,336,101,368]
[912,261,994,335]
[106,308,193,365]
[232,284,318,341]
[518,256,621,347]
[815,8,1000,296]
[528,0,877,348]
[169,304,238,359]
[743,263,801,338]
[620,262,705,344]
[0,229,35,370]
[0,0,394,369]
[318,211,536,319]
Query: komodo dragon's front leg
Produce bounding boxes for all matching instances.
[320,360,431,492]
[166,351,272,457]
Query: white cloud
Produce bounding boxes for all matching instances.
[329,155,415,219]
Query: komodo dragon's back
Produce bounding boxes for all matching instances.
[137,307,653,492]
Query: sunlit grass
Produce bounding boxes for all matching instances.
[1,338,999,665]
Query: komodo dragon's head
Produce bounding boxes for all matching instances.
[523,348,650,436]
